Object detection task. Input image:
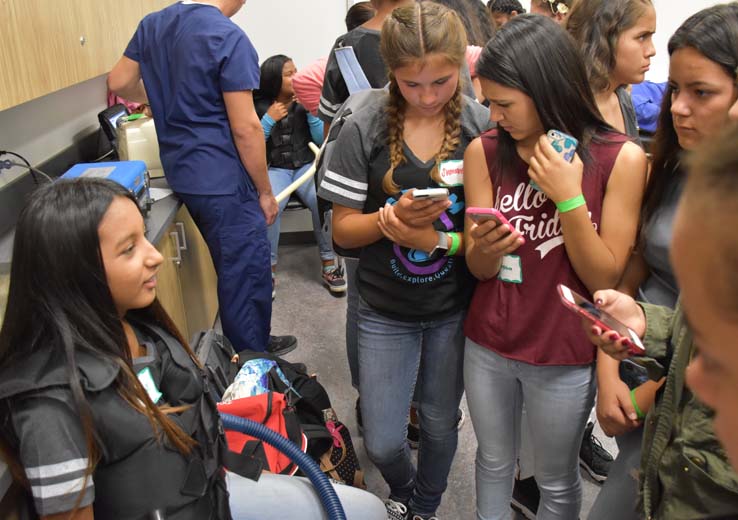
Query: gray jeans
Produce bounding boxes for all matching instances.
[464,339,596,520]
[587,426,643,520]
[227,471,386,519]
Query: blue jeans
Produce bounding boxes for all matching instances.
[266,164,334,267]
[227,472,386,519]
[464,339,596,520]
[358,297,465,516]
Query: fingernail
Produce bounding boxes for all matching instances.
[623,339,633,348]
[595,298,604,305]
[628,413,638,421]
[608,332,620,341]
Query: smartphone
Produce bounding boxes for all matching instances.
[413,187,449,200]
[465,207,512,227]
[547,129,578,163]
[557,284,645,355]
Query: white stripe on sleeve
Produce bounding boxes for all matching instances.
[324,171,368,191]
[26,458,88,480]
[32,476,93,499]
[321,181,367,203]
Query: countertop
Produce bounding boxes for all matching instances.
[0,178,180,274]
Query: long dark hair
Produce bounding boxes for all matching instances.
[0,179,196,504]
[643,3,738,226]
[434,0,496,46]
[255,54,292,104]
[476,14,610,171]
[567,0,653,92]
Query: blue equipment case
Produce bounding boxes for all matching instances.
[60,161,151,213]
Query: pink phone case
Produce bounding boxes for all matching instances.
[465,207,511,227]
[557,284,645,355]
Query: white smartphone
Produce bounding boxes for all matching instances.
[413,187,449,200]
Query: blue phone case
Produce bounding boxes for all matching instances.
[547,129,578,162]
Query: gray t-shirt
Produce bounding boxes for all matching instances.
[638,167,684,308]
[318,93,491,320]
[616,86,641,144]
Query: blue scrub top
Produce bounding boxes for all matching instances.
[124,2,260,195]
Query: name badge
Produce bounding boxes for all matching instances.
[137,366,163,404]
[498,254,523,284]
[439,160,464,187]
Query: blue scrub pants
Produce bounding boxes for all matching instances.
[177,178,271,352]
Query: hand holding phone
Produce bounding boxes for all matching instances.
[394,188,449,227]
[557,284,645,356]
[466,207,511,227]
[546,130,578,163]
[413,187,449,201]
[465,207,526,255]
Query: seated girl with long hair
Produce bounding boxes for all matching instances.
[0,178,385,520]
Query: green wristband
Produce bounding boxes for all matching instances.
[447,232,460,256]
[556,194,586,213]
[630,388,646,420]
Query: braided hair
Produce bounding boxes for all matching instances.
[379,1,467,195]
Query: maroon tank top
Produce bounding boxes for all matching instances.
[464,129,628,365]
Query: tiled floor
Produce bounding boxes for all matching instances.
[270,243,618,519]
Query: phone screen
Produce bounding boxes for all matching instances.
[558,285,645,352]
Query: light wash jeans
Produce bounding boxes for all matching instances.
[587,426,643,520]
[227,471,386,519]
[266,164,334,267]
[358,297,465,516]
[464,339,596,520]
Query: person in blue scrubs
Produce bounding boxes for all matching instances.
[108,0,296,355]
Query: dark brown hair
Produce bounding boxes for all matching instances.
[566,0,653,92]
[0,179,198,513]
[643,3,738,228]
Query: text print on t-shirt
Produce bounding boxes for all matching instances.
[495,181,597,259]
[387,189,464,284]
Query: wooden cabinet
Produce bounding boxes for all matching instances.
[154,206,219,341]
[0,1,171,111]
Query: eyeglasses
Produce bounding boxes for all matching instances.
[540,0,569,16]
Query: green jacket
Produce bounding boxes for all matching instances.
[638,303,738,520]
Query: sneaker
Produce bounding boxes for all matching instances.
[511,476,539,520]
[271,273,276,301]
[266,335,297,357]
[456,407,466,430]
[407,421,420,449]
[579,421,614,483]
[322,261,347,294]
[406,408,464,449]
[385,499,409,520]
[411,516,439,520]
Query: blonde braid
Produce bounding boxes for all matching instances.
[430,83,463,185]
[382,78,407,195]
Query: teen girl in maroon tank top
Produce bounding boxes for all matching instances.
[461,15,648,519]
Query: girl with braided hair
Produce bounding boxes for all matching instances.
[317,2,490,519]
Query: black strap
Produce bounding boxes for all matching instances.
[223,450,263,481]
